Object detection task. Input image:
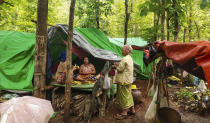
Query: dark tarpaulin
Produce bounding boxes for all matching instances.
[156,41,210,87]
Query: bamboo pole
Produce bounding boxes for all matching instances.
[64,0,76,122]
[34,0,48,99]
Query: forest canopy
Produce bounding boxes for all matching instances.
[0,0,209,42]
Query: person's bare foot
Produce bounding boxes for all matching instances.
[128,106,136,115]
[114,109,128,120]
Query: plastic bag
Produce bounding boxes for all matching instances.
[0,96,54,123]
[148,82,156,97]
[145,86,158,122]
[103,72,111,89]
[198,80,207,93]
[159,82,169,107]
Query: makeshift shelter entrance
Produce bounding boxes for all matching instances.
[48,24,153,80]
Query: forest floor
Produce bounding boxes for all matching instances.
[50,80,210,123]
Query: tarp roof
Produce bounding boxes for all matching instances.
[109,37,147,47]
[0,30,35,91]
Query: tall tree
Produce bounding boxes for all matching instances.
[194,21,200,41]
[64,0,76,122]
[172,0,179,42]
[166,9,170,41]
[160,0,165,40]
[188,4,192,42]
[124,0,129,44]
[34,0,48,98]
[96,0,100,29]
[183,27,187,42]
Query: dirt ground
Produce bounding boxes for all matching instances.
[50,80,210,123]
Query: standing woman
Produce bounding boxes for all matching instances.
[114,45,135,119]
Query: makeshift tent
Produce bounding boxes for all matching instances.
[0,26,153,91]
[0,30,35,91]
[48,25,153,78]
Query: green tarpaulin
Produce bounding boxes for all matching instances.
[0,30,35,91]
[74,28,153,78]
[109,37,147,47]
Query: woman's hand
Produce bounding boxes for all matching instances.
[112,62,119,68]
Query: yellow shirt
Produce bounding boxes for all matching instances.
[115,55,133,85]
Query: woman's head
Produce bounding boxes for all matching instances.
[122,45,133,56]
[84,57,89,65]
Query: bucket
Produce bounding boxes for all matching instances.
[156,107,181,123]
[132,89,142,104]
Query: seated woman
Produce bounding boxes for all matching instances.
[75,57,97,81]
[55,51,77,84]
[55,61,77,84]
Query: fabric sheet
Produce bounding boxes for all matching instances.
[0,30,34,91]
[116,84,134,109]
[157,41,210,87]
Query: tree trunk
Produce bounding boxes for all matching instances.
[173,0,179,42]
[160,0,165,41]
[166,9,170,41]
[99,90,107,117]
[64,0,76,122]
[194,21,200,41]
[34,0,48,99]
[96,0,100,29]
[183,27,187,43]
[154,12,157,41]
[0,0,3,5]
[155,12,161,41]
[124,0,129,45]
[188,5,192,42]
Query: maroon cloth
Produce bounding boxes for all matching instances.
[63,40,88,59]
[156,41,210,87]
[60,72,66,84]
[109,69,115,76]
[51,63,60,74]
[72,45,88,59]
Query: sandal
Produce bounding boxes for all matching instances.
[128,111,136,115]
[114,113,127,120]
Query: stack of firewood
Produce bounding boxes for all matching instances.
[53,93,92,120]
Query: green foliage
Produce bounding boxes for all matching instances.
[138,0,210,41]
[0,0,209,42]
[0,0,66,33]
[200,0,210,9]
[75,0,113,29]
[0,0,37,32]
[176,89,196,101]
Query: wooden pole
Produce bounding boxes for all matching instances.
[64,0,76,122]
[34,0,48,98]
